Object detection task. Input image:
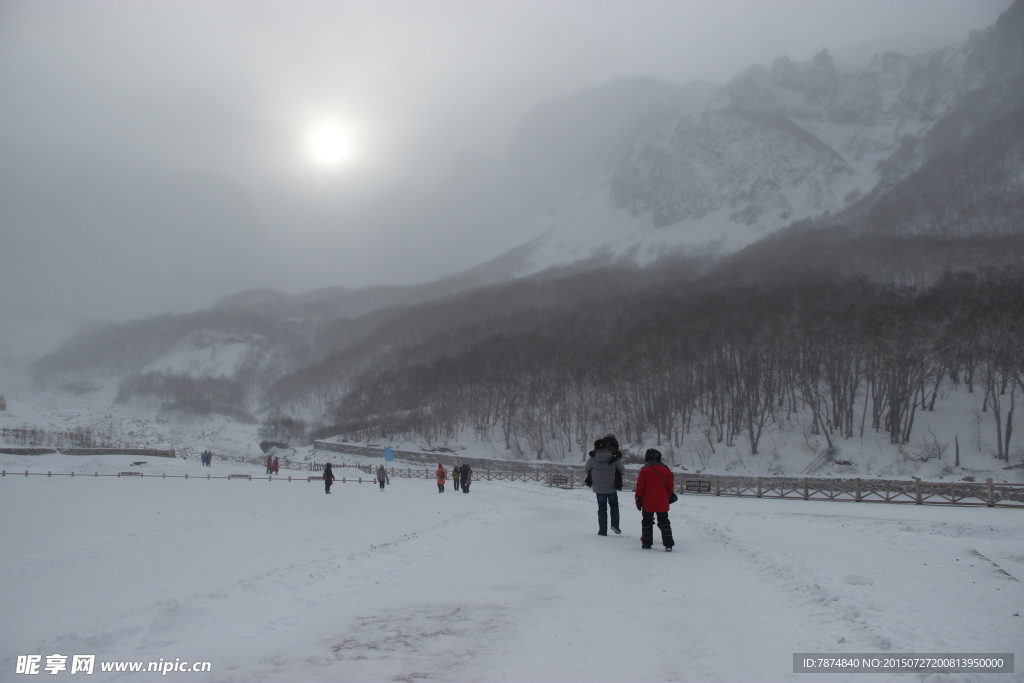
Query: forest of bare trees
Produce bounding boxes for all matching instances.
[330,270,1024,462]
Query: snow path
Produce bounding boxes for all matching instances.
[1,472,1021,682]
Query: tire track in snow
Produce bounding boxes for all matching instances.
[676,504,905,653]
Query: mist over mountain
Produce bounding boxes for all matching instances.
[0,143,270,318]
[27,1,1024,460]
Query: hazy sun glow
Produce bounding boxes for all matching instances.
[307,125,353,167]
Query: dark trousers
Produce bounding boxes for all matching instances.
[596,492,619,534]
[379,480,385,490]
[462,481,470,493]
[641,510,673,548]
[438,484,444,493]
[454,479,461,491]
[325,479,332,494]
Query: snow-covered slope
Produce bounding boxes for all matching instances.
[483,0,1024,278]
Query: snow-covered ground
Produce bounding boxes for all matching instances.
[1,454,1021,682]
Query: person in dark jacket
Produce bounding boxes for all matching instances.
[377,464,390,491]
[452,465,462,491]
[272,456,280,475]
[634,448,675,551]
[585,437,625,535]
[323,463,335,494]
[460,463,472,493]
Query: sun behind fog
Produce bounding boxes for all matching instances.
[307,125,353,167]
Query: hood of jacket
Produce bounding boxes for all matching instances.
[592,448,620,464]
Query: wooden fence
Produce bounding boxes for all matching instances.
[0,446,175,457]
[212,453,313,472]
[312,441,582,476]
[5,446,1022,507]
[337,465,1024,508]
[0,467,371,483]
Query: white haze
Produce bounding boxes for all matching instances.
[0,0,1012,325]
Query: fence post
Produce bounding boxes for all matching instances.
[715,476,720,496]
[803,478,808,500]
[987,478,994,507]
[855,479,861,502]
[915,478,922,505]
[756,477,762,498]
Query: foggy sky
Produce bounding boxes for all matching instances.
[0,0,1013,324]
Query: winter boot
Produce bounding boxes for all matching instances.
[641,520,654,548]
[658,516,674,550]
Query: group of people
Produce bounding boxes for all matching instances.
[264,453,280,475]
[434,463,472,493]
[319,462,391,494]
[199,450,214,466]
[584,434,675,551]
[316,440,676,554]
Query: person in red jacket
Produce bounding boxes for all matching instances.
[435,462,447,493]
[634,448,675,551]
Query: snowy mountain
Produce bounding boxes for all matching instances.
[483,0,1024,276]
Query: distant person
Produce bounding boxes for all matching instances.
[377,464,390,491]
[435,462,447,493]
[323,463,335,494]
[585,437,625,536]
[272,456,280,475]
[634,448,675,551]
[452,465,462,492]
[266,453,273,475]
[460,463,472,493]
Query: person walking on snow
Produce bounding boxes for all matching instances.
[435,463,447,493]
[323,463,335,494]
[460,463,472,493]
[272,456,280,475]
[266,453,273,475]
[377,464,390,491]
[634,448,675,551]
[585,436,625,536]
[452,465,461,492]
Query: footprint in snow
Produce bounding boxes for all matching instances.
[844,574,874,586]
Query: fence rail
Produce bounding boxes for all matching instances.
[313,441,585,476]
[4,455,1023,508]
[0,446,174,457]
[0,467,369,483]
[332,465,1024,508]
